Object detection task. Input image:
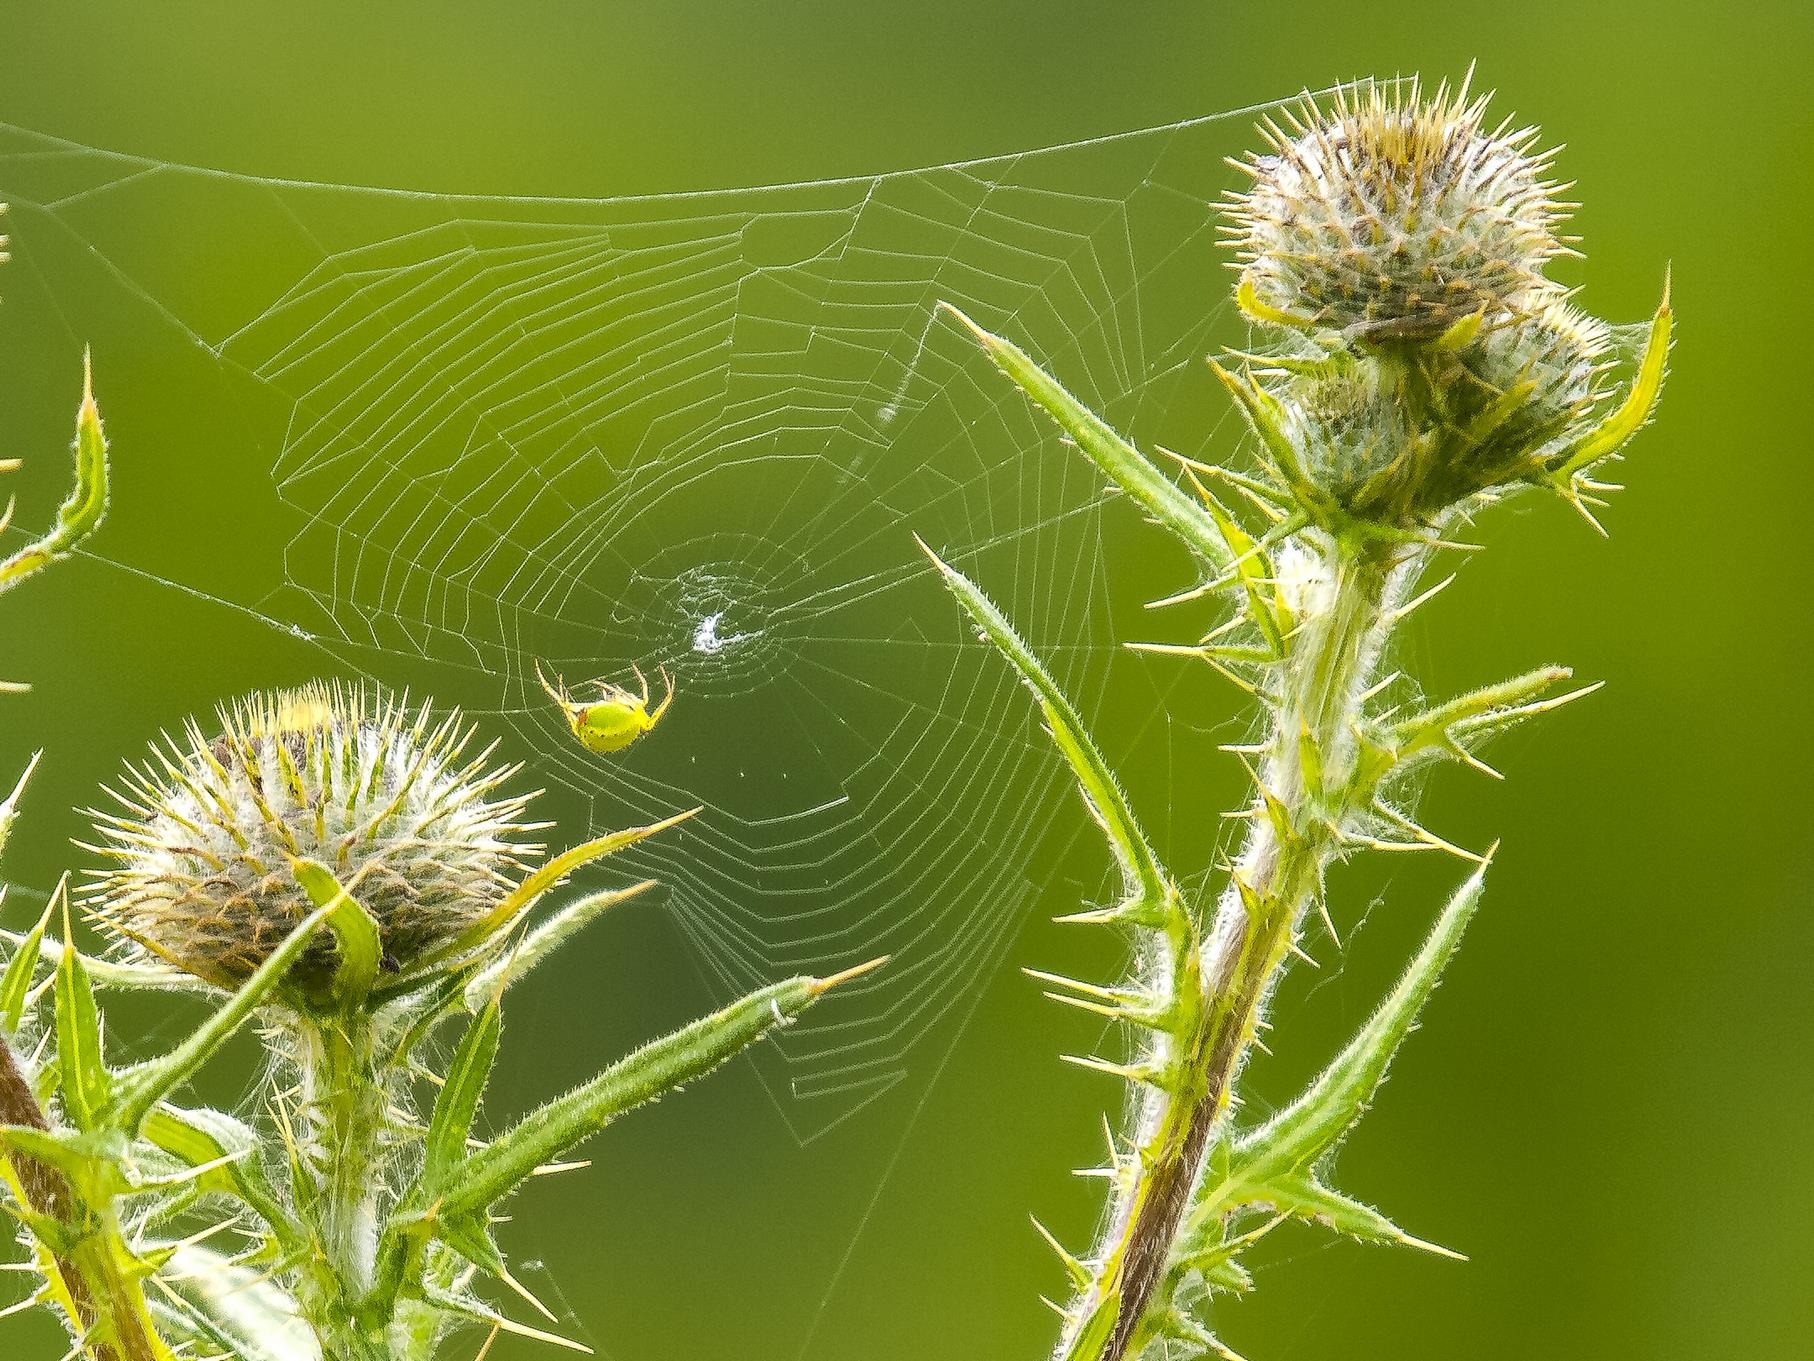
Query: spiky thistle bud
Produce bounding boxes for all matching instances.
[1276,297,1615,525]
[1225,75,1571,340]
[83,683,539,995]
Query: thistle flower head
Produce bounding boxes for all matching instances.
[1226,76,1571,340]
[84,682,540,994]
[1278,297,1615,524]
[1463,295,1613,451]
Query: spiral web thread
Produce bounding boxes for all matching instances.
[0,88,1358,1146]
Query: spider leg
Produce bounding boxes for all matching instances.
[629,662,650,708]
[648,666,676,725]
[532,658,568,708]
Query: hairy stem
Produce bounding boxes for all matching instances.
[1089,537,1409,1359]
[0,1035,166,1361]
[292,1012,394,1361]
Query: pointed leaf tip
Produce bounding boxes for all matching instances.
[946,312,1233,569]
[935,299,994,347]
[926,553,1169,907]
[1398,1231,1468,1262]
[813,955,889,993]
[1233,859,1491,1188]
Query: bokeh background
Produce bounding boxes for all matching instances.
[2,3,1810,1359]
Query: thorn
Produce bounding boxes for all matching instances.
[1059,1052,1157,1086]
[813,955,889,993]
[1143,579,1224,610]
[1560,484,1610,537]
[1041,990,1126,1021]
[1312,892,1342,949]
[1217,740,1267,756]
[1373,805,1487,863]
[1029,1216,1093,1288]
[1052,905,1125,926]
[0,750,42,820]
[1023,968,1123,1003]
[1398,1232,1469,1262]
[1124,640,1208,658]
[935,299,994,347]
[496,1265,558,1324]
[909,530,950,575]
[1390,573,1456,623]
[1287,939,1320,968]
[1452,745,1505,780]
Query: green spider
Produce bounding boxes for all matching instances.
[534,659,675,754]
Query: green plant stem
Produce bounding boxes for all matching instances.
[293,1011,393,1361]
[0,1033,166,1361]
[1090,536,1410,1360]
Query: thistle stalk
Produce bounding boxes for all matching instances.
[926,74,1672,1360]
[1106,538,1407,1355]
[291,1012,394,1361]
[0,1032,158,1361]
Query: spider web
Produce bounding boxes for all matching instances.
[0,92,1321,1148]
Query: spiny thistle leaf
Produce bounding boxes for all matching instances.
[1549,275,1674,482]
[460,881,655,1010]
[0,350,109,598]
[141,1105,303,1250]
[916,537,1169,911]
[937,302,1234,575]
[1207,360,1329,518]
[53,895,110,1133]
[415,806,699,976]
[111,903,336,1132]
[0,1124,130,1197]
[426,960,883,1227]
[1057,1289,1121,1361]
[423,999,501,1182]
[1382,666,1598,780]
[1200,859,1491,1246]
[1,894,55,1032]
[288,860,382,1006]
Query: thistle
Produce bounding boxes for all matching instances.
[0,682,881,1360]
[85,683,539,996]
[924,74,1670,1360]
[1225,78,1570,340]
[0,206,160,1361]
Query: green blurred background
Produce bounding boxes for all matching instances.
[2,3,1810,1359]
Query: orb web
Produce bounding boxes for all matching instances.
[0,92,1338,1143]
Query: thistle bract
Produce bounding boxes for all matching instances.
[1276,297,1615,526]
[930,72,1670,1361]
[84,683,537,995]
[1227,75,1570,339]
